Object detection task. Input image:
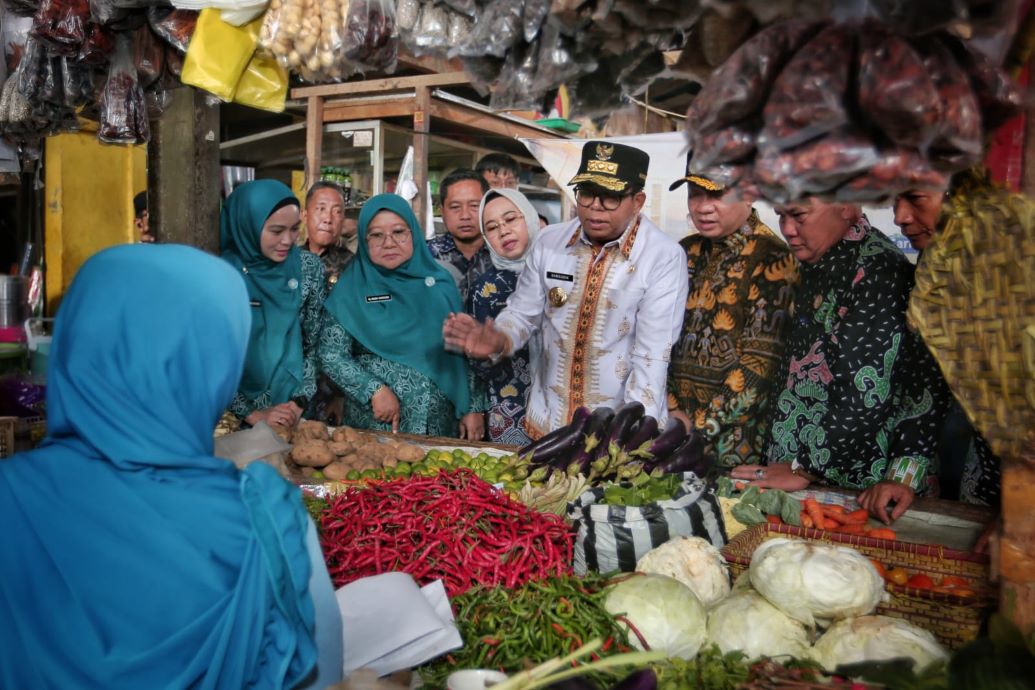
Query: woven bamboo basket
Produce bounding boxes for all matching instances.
[0,416,15,458]
[722,523,995,650]
[907,175,1035,460]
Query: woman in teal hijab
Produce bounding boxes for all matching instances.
[222,179,326,428]
[0,244,342,689]
[320,193,486,438]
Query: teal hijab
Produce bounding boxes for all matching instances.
[326,193,471,416]
[0,244,316,689]
[221,179,304,405]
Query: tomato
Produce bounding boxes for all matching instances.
[886,568,910,586]
[939,575,970,588]
[907,573,935,589]
[869,559,887,579]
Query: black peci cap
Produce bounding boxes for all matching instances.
[669,152,726,192]
[568,141,649,193]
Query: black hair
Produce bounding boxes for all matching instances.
[268,196,300,219]
[475,152,519,177]
[439,168,489,206]
[133,191,147,219]
[305,180,346,207]
[483,191,504,205]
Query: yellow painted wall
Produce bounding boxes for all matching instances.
[44,132,147,313]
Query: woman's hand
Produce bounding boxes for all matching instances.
[459,412,485,441]
[246,402,301,428]
[371,385,401,432]
[730,462,811,492]
[857,481,915,525]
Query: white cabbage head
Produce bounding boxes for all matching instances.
[635,536,731,608]
[749,538,885,627]
[811,615,949,672]
[605,573,708,660]
[707,587,811,660]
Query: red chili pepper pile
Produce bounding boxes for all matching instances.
[320,469,574,596]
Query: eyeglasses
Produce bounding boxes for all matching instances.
[366,228,411,248]
[575,188,629,212]
[483,213,525,235]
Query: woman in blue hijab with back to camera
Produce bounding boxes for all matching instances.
[222,179,326,428]
[0,244,342,689]
[319,193,486,439]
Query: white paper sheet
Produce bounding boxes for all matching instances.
[336,572,463,677]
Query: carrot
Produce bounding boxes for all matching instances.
[820,503,848,516]
[869,528,897,541]
[734,481,747,492]
[823,518,840,530]
[843,509,870,524]
[836,523,867,535]
[800,512,814,529]
[821,509,848,524]
[803,498,826,531]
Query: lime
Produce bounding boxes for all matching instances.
[452,448,468,461]
[395,461,412,475]
[360,469,379,479]
[311,470,325,480]
[345,470,361,481]
[499,471,514,482]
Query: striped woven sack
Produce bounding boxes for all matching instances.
[568,472,727,575]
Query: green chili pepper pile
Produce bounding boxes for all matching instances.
[417,573,632,689]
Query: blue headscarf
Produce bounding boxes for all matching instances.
[221,179,304,405]
[326,193,471,416]
[0,244,317,690]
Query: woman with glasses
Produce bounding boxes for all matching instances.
[222,180,326,429]
[318,194,486,439]
[467,188,542,445]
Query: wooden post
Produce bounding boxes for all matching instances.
[999,445,1035,637]
[147,86,221,253]
[413,85,431,230]
[306,95,325,190]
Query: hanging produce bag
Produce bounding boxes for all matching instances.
[568,472,726,576]
[180,8,258,101]
[234,50,288,112]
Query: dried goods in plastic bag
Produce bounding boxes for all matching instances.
[343,0,398,71]
[133,25,164,88]
[16,37,47,102]
[522,0,548,43]
[754,129,880,203]
[33,0,90,55]
[446,10,470,48]
[529,18,587,94]
[59,56,92,108]
[489,38,540,111]
[147,7,197,55]
[440,0,475,17]
[857,30,941,152]
[99,34,149,143]
[411,1,448,51]
[6,0,40,17]
[164,44,183,76]
[687,20,821,137]
[78,21,114,64]
[690,125,756,170]
[917,37,982,171]
[837,148,948,203]
[4,14,35,72]
[943,35,1024,132]
[396,0,419,31]
[456,0,521,58]
[761,25,854,151]
[834,0,968,36]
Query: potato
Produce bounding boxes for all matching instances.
[397,444,424,462]
[339,453,360,468]
[328,440,353,456]
[270,423,294,444]
[331,426,363,443]
[296,420,330,441]
[382,456,399,469]
[291,439,336,467]
[322,461,352,481]
[299,466,315,477]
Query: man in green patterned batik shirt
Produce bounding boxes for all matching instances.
[666,162,798,468]
[732,197,950,525]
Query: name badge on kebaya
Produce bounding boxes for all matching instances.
[366,294,392,303]
[548,286,568,307]
[249,300,262,307]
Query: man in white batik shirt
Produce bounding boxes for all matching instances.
[444,140,687,439]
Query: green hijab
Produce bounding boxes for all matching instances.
[325,194,470,417]
[220,179,304,405]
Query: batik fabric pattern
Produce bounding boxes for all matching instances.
[763,220,950,493]
[427,233,493,306]
[667,213,798,468]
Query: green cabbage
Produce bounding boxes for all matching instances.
[707,587,811,660]
[749,538,885,627]
[605,573,708,660]
[811,615,949,672]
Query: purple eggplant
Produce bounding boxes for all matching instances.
[644,418,687,465]
[565,406,614,475]
[609,670,657,690]
[546,680,599,690]
[519,406,591,466]
[622,415,658,457]
[654,429,706,474]
[606,401,645,448]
